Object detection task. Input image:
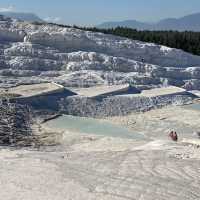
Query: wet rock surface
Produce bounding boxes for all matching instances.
[0,100,34,146]
[62,94,194,117]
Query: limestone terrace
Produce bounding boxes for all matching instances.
[5,82,65,98]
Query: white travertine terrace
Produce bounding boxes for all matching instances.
[0,16,200,200]
[0,16,200,90]
[7,82,64,97]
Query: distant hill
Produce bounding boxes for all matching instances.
[0,12,43,22]
[98,13,200,31]
[98,20,151,30]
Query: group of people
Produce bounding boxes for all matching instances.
[169,131,178,141]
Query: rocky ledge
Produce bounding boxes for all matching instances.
[0,99,34,146]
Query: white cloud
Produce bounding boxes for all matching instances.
[53,17,61,22]
[44,16,61,23]
[0,5,15,12]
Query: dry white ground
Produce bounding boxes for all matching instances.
[71,84,130,97]
[0,105,200,200]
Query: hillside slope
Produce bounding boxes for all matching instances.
[0,16,200,90]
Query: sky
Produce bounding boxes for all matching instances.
[0,0,200,26]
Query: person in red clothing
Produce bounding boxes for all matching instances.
[169,131,178,141]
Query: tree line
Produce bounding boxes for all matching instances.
[79,26,200,56]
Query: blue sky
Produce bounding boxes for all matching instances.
[0,0,200,26]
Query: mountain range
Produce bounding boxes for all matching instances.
[97,13,200,31]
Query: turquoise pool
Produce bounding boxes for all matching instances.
[45,115,146,140]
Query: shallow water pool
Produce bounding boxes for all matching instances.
[45,115,146,140]
[184,102,200,111]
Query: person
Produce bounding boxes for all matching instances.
[173,132,178,141]
[169,131,173,137]
[169,131,178,142]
